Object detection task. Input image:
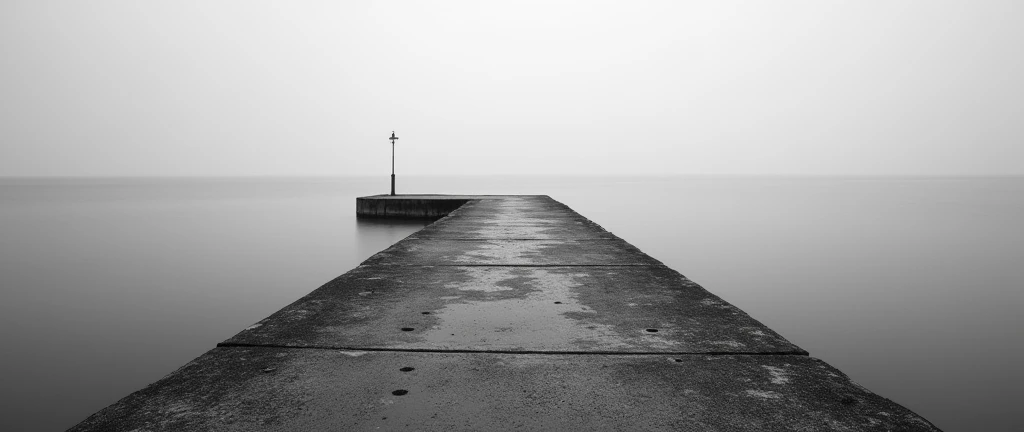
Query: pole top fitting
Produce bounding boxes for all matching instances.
[390,131,398,141]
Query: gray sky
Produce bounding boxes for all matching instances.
[2,1,1022,176]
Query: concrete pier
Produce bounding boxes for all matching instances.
[70,195,940,431]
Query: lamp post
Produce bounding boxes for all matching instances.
[389,131,398,196]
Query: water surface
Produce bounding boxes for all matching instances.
[1,176,1020,431]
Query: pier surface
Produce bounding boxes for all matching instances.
[71,195,939,431]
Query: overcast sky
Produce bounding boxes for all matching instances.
[1,1,1022,176]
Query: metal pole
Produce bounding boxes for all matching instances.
[388,131,398,196]
[390,140,395,196]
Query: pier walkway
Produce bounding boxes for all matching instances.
[71,195,939,431]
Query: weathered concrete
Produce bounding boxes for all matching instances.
[361,238,662,266]
[220,265,804,354]
[410,219,616,240]
[69,348,937,432]
[71,194,940,431]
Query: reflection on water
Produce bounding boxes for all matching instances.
[1,176,1021,431]
[355,217,430,260]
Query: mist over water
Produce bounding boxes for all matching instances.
[0,176,1020,431]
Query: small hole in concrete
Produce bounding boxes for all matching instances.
[400,367,415,372]
[645,328,659,333]
[401,327,415,331]
[421,312,431,315]
[673,358,683,363]
[554,301,563,304]
[392,390,409,396]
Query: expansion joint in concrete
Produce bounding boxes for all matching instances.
[408,238,619,241]
[215,342,810,357]
[364,264,666,267]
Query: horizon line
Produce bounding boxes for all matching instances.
[2,173,1022,180]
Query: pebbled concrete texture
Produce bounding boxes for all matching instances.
[70,348,939,432]
[70,195,940,431]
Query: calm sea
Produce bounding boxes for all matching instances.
[1,176,1021,431]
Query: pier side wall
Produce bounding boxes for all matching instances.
[356,197,470,219]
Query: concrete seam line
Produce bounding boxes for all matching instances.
[214,343,810,356]
[360,264,664,267]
